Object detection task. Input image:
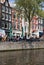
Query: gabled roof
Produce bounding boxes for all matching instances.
[0,0,11,7]
[4,0,10,7]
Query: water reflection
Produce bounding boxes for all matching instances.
[0,49,44,65]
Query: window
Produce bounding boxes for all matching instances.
[12,22,16,30]
[35,25,38,30]
[32,25,34,29]
[9,15,11,21]
[38,19,40,24]
[9,9,11,14]
[39,25,41,31]
[14,22,16,29]
[2,22,5,29]
[13,14,15,18]
[5,22,8,29]
[41,19,43,24]
[5,1,8,6]
[17,23,20,30]
[2,22,8,29]
[6,7,8,13]
[2,6,5,12]
[9,23,11,29]
[2,13,5,20]
[41,26,43,31]
[5,14,8,20]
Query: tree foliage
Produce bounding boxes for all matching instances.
[15,0,44,34]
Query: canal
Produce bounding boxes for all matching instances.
[0,49,44,65]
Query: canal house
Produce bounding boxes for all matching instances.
[31,16,44,38]
[12,8,22,37]
[0,0,12,36]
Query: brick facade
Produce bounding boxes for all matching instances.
[12,8,22,31]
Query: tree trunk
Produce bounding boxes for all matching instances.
[28,17,31,36]
[28,21,30,35]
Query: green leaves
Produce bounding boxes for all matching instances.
[15,0,44,19]
[15,0,44,33]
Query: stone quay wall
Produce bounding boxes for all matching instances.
[0,41,44,51]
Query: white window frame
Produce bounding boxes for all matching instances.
[6,7,8,13]
[9,15,11,21]
[6,14,8,20]
[9,9,11,14]
[2,6,5,12]
[2,13,5,20]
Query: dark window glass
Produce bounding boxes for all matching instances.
[2,6,5,12]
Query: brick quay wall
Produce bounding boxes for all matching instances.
[0,41,44,51]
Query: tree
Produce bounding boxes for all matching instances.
[15,0,44,35]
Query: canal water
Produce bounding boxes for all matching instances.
[0,49,44,65]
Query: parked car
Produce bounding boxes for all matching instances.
[0,29,7,41]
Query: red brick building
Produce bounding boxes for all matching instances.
[12,8,22,36]
[31,16,44,37]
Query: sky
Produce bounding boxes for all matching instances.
[9,0,14,3]
[9,0,16,7]
[9,0,44,10]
